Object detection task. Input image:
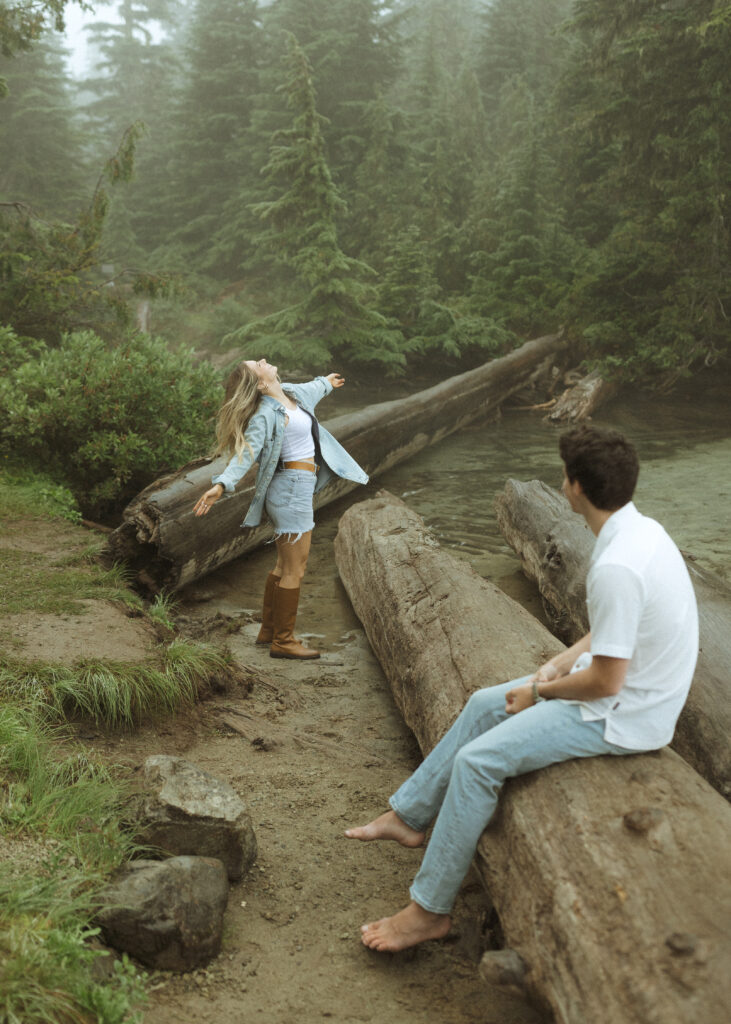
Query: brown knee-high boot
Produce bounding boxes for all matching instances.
[255,572,280,645]
[270,585,320,660]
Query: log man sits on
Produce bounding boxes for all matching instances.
[346,425,699,952]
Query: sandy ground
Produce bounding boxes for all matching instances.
[83,518,548,1024]
[2,508,546,1023]
[92,626,543,1024]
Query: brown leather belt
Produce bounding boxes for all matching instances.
[281,460,317,472]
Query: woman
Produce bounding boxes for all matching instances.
[193,358,368,660]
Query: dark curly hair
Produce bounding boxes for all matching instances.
[559,425,639,510]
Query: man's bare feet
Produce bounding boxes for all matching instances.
[344,810,425,848]
[360,902,451,952]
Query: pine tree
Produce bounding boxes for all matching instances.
[83,1,181,152]
[262,0,399,185]
[467,77,576,335]
[0,31,88,216]
[226,34,405,370]
[80,1,182,264]
[558,0,731,382]
[163,0,263,279]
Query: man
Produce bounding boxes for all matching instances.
[346,425,699,952]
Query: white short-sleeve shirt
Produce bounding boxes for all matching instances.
[568,502,699,750]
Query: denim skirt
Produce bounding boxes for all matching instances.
[264,468,316,540]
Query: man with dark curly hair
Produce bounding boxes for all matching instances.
[347,425,699,952]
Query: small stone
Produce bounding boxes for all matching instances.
[623,807,665,833]
[666,932,698,956]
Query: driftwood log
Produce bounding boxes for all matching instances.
[105,332,564,592]
[494,479,731,799]
[546,369,618,422]
[334,491,731,1024]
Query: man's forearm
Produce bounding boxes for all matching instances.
[538,654,627,701]
[544,633,592,678]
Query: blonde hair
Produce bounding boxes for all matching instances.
[212,362,262,462]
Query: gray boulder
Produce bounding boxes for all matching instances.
[137,755,257,881]
[96,856,228,971]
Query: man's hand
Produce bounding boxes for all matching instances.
[327,373,345,388]
[505,683,535,715]
[531,662,559,684]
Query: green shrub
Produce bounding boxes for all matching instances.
[0,326,221,516]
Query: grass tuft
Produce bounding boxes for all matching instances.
[0,701,147,1023]
[0,640,232,728]
[0,467,82,524]
[0,866,147,1024]
[147,590,178,631]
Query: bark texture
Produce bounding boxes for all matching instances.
[546,369,618,422]
[334,491,731,1024]
[494,479,731,798]
[105,333,564,592]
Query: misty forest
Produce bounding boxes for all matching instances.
[1,4,730,1024]
[1,0,730,516]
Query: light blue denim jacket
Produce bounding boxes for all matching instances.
[211,376,368,527]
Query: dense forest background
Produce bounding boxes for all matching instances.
[1,0,730,512]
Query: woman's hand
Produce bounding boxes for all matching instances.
[193,484,224,516]
[326,373,345,388]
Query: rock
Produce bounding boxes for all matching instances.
[96,856,229,971]
[479,949,530,994]
[137,755,257,881]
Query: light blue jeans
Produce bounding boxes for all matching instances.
[389,678,636,914]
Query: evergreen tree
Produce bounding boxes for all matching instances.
[262,0,399,185]
[477,0,574,118]
[83,0,181,152]
[467,78,577,334]
[226,34,405,370]
[81,1,182,264]
[389,0,486,292]
[0,32,88,216]
[558,0,731,382]
[0,123,163,342]
[0,0,85,75]
[162,0,262,279]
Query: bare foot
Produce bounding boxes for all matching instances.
[344,810,425,848]
[360,902,451,952]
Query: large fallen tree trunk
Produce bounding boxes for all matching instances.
[105,333,564,591]
[494,479,731,799]
[334,491,731,1024]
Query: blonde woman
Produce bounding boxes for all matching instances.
[194,359,368,659]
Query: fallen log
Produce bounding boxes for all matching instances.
[494,479,731,798]
[105,333,565,592]
[334,491,731,1024]
[546,369,618,422]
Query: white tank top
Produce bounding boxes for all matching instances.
[280,404,315,461]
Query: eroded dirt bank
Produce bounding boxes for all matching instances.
[96,529,546,1024]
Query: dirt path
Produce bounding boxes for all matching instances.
[94,522,546,1024]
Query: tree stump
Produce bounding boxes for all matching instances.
[334,491,731,1024]
[546,369,618,422]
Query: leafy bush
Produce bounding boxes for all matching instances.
[0,326,221,516]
